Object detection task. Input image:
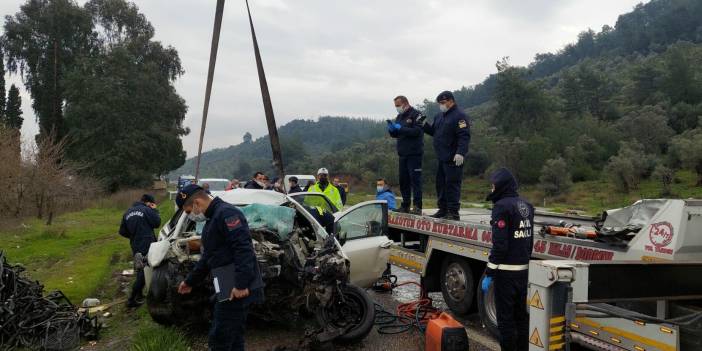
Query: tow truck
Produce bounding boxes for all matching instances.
[387,199,702,350]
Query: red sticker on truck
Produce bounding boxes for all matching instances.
[645,221,674,255]
[649,221,674,248]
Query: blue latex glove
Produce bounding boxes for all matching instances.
[387,123,395,133]
[481,276,492,293]
[393,123,402,130]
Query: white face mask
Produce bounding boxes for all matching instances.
[188,203,207,222]
[439,104,449,113]
[396,105,405,114]
[376,186,384,193]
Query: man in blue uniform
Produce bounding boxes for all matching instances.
[119,194,161,308]
[176,185,264,351]
[483,168,534,351]
[387,95,423,214]
[420,91,470,220]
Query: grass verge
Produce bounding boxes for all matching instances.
[0,190,190,350]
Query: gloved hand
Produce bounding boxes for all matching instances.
[393,123,402,130]
[386,120,397,132]
[481,276,493,293]
[453,154,464,166]
[417,114,427,125]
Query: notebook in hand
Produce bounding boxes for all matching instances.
[212,262,237,302]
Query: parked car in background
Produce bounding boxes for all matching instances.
[196,178,230,196]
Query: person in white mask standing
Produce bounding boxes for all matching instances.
[386,95,424,214]
[418,90,471,221]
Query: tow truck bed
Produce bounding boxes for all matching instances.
[385,199,702,351]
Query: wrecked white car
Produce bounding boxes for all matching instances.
[144,189,390,343]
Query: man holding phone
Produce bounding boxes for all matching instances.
[386,95,424,214]
[176,184,264,351]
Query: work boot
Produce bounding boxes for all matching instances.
[430,209,446,218]
[409,207,422,215]
[444,211,460,221]
[126,294,144,308]
[126,298,143,308]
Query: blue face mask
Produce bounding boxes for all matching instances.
[376,186,384,193]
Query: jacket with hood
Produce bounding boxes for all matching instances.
[485,168,534,274]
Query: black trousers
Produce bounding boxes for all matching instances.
[130,250,147,301]
[495,271,529,351]
[209,299,250,351]
[435,161,463,212]
[130,268,145,300]
[399,155,423,209]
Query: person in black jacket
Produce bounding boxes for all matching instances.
[484,168,534,351]
[244,171,266,189]
[288,176,303,193]
[420,91,470,220]
[333,177,347,205]
[387,95,423,214]
[176,185,264,351]
[119,194,161,308]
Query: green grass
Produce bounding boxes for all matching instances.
[129,309,191,351]
[0,191,187,350]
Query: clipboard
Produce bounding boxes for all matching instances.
[212,262,237,302]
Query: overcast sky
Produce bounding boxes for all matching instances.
[2,0,642,157]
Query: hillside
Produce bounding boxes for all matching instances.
[170,116,385,178]
[176,0,702,204]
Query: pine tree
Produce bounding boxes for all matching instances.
[5,85,23,130]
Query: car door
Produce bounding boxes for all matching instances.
[333,201,392,288]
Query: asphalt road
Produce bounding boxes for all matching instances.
[237,267,500,351]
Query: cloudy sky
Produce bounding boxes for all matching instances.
[1,0,642,157]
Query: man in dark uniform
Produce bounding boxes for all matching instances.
[119,194,161,308]
[333,177,347,205]
[176,185,263,351]
[420,91,470,220]
[483,168,534,351]
[244,171,266,189]
[288,176,303,193]
[387,95,424,214]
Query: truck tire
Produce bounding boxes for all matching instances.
[316,284,375,343]
[477,273,500,337]
[440,256,475,315]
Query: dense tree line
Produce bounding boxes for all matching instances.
[177,0,702,198]
[3,0,188,191]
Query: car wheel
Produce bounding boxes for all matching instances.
[316,284,375,343]
[440,255,475,315]
[477,273,500,337]
[146,263,176,325]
